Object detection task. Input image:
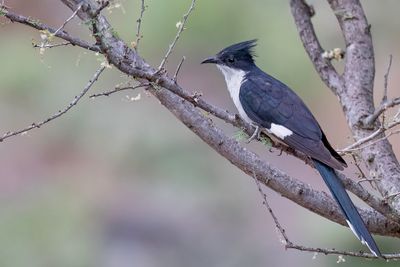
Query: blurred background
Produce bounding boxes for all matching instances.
[1,0,400,266]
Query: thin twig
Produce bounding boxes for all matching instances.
[173,56,185,83]
[357,178,381,185]
[339,125,385,153]
[354,129,400,152]
[351,154,377,190]
[0,66,106,142]
[252,172,290,244]
[53,3,82,36]
[89,83,149,98]
[363,56,399,125]
[382,55,393,104]
[351,154,367,180]
[33,41,71,49]
[158,0,196,70]
[135,0,146,49]
[340,121,400,154]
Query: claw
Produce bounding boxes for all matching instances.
[246,125,261,143]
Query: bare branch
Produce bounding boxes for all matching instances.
[383,55,393,104]
[339,118,400,154]
[364,97,400,126]
[0,66,106,142]
[158,0,196,70]
[253,173,290,244]
[134,0,146,49]
[363,56,399,125]
[89,83,150,98]
[173,56,185,83]
[53,3,82,36]
[3,9,101,52]
[32,41,72,49]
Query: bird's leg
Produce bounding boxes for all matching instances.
[246,125,261,143]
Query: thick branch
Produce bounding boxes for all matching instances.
[327,0,400,210]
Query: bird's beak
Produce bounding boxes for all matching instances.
[201,56,219,64]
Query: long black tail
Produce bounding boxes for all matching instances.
[313,159,382,257]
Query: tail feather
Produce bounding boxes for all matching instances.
[313,160,382,257]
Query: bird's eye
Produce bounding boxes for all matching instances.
[227,56,235,63]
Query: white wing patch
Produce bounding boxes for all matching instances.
[269,123,293,139]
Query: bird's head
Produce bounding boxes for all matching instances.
[201,39,257,71]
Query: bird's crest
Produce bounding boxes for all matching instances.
[219,39,257,62]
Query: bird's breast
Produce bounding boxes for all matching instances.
[217,65,253,124]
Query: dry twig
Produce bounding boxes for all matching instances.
[0,66,106,142]
[135,0,146,49]
[53,3,82,36]
[158,0,196,70]
[363,56,399,126]
[90,83,150,98]
[173,56,185,82]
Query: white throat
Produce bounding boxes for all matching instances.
[216,65,252,123]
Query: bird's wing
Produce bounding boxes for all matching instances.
[240,73,345,170]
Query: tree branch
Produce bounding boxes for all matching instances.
[327,0,400,210]
[3,9,101,52]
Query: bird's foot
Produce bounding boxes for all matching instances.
[246,125,261,143]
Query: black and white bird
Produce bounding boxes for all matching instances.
[202,40,381,257]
